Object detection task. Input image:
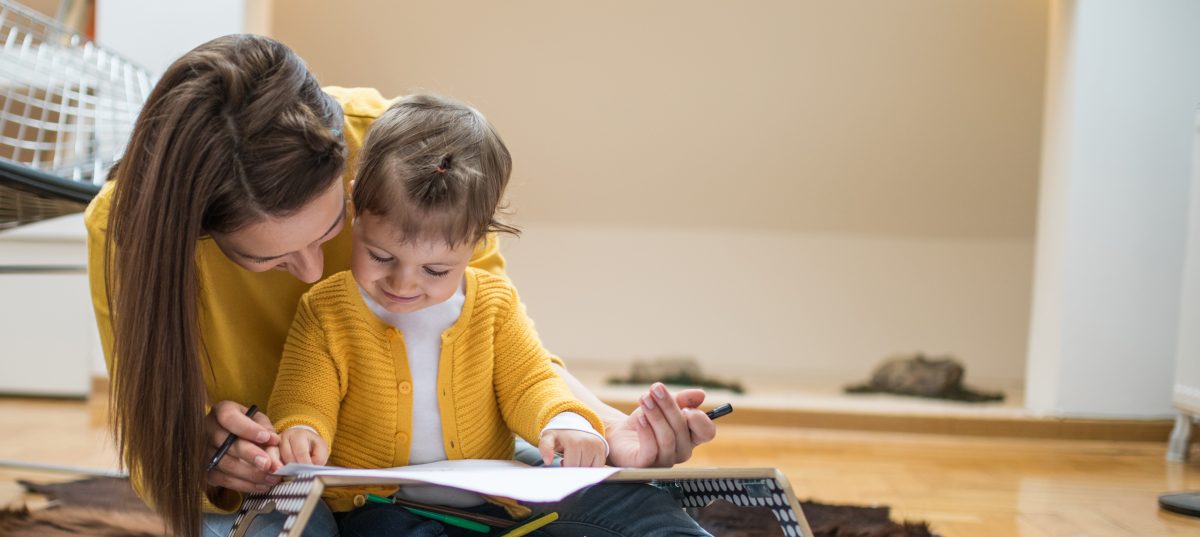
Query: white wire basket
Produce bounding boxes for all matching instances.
[0,0,153,229]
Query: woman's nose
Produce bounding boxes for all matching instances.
[286,245,325,283]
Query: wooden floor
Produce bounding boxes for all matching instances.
[1,397,1198,537]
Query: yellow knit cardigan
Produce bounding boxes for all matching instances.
[269,268,603,511]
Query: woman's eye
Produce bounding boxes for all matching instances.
[368,251,393,263]
[424,267,450,277]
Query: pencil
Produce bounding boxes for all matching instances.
[365,493,494,533]
[501,511,558,537]
[206,404,258,472]
[403,505,490,533]
[705,403,733,420]
[390,496,515,528]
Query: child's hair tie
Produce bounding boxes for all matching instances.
[435,154,452,174]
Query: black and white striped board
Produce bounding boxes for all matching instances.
[226,474,324,537]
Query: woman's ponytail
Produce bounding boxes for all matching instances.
[106,35,344,537]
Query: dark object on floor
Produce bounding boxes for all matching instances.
[19,477,155,514]
[0,505,163,537]
[800,500,937,537]
[3,477,939,537]
[690,499,785,536]
[845,352,1004,403]
[1159,491,1200,518]
[608,357,745,394]
[0,477,163,537]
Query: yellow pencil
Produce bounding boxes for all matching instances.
[500,511,558,537]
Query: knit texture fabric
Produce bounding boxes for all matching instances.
[270,268,604,511]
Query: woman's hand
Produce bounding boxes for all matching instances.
[539,429,607,467]
[203,401,283,494]
[605,383,717,468]
[279,427,330,466]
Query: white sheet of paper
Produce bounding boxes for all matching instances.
[275,460,619,503]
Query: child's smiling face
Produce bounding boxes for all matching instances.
[351,212,474,314]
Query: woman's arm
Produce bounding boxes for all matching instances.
[551,363,717,467]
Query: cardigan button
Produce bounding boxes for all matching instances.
[396,432,409,444]
[398,381,412,394]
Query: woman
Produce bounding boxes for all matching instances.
[86,35,716,537]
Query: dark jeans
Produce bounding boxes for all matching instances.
[336,483,712,537]
[203,500,338,537]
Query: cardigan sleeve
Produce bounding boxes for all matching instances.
[490,284,605,444]
[269,294,344,446]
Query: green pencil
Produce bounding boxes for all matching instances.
[403,505,491,533]
[365,493,490,533]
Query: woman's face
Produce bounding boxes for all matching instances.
[209,180,347,283]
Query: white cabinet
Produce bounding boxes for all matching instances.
[0,213,101,397]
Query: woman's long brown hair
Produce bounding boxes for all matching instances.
[105,35,344,536]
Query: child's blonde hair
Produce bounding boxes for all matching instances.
[352,93,519,246]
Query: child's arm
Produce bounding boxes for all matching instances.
[490,281,607,465]
[268,294,344,464]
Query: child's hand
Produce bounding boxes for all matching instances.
[279,427,329,466]
[539,429,606,467]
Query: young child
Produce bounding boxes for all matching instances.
[268,94,611,532]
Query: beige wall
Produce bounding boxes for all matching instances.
[272,1,1047,389]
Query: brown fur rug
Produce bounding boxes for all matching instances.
[1,477,163,536]
[0,477,937,537]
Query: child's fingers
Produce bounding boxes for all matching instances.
[279,435,296,465]
[592,436,608,467]
[592,447,606,467]
[554,433,608,467]
[581,444,602,468]
[288,434,314,465]
[312,436,330,466]
[265,445,284,472]
[539,432,558,466]
[561,441,582,467]
[293,436,313,465]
